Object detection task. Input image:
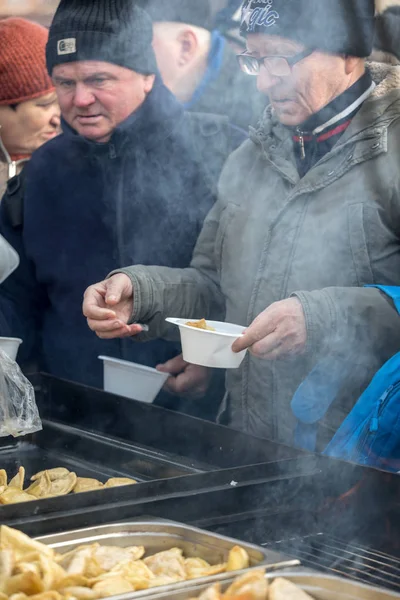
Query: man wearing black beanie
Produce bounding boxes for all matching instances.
[0,0,240,418]
[85,0,400,453]
[136,0,266,131]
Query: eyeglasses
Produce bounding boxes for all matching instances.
[236,48,314,77]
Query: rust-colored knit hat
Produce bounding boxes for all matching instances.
[0,17,55,106]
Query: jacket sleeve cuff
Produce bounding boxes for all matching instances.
[291,289,337,356]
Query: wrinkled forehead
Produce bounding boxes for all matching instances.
[246,33,305,55]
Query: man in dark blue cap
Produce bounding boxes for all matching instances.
[0,0,240,406]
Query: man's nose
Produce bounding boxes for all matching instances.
[257,66,280,95]
[73,83,95,107]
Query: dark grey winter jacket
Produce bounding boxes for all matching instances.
[115,63,400,450]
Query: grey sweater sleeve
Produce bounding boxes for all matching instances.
[110,201,226,341]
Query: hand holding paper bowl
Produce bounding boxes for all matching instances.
[165,318,247,369]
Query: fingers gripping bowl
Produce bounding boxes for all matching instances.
[165,319,247,369]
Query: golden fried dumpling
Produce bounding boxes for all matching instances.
[144,548,186,579]
[13,560,41,578]
[73,478,103,494]
[25,472,52,499]
[0,548,14,579]
[103,477,137,488]
[92,576,134,597]
[184,558,226,579]
[60,545,96,576]
[0,470,7,488]
[226,546,250,572]
[0,488,36,505]
[185,318,216,331]
[9,467,25,490]
[90,545,145,571]
[31,469,70,482]
[113,558,154,582]
[269,577,314,600]
[4,571,44,596]
[37,555,66,591]
[224,570,268,600]
[54,575,91,590]
[0,526,54,561]
[57,586,97,600]
[46,473,77,497]
[28,593,63,600]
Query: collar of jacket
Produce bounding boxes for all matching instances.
[61,77,185,157]
[250,62,400,164]
[0,127,29,179]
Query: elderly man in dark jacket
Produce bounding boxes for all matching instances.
[0,0,239,390]
[137,0,266,131]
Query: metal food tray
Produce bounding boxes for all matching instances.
[36,520,300,597]
[140,569,400,600]
[0,420,210,485]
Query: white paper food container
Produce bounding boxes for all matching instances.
[0,234,19,284]
[0,337,22,361]
[166,318,247,369]
[98,356,169,403]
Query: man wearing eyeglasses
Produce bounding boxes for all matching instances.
[84,0,400,451]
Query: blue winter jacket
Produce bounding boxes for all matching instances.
[0,80,238,387]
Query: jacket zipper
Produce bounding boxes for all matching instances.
[109,143,117,160]
[296,127,306,160]
[355,382,400,455]
[369,382,400,433]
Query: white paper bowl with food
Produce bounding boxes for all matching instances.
[166,318,247,369]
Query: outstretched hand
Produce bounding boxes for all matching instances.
[83,273,143,339]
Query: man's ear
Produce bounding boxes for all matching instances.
[143,74,156,93]
[177,28,198,66]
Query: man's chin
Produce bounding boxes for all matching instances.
[272,103,307,127]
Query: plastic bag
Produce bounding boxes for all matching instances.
[0,349,42,437]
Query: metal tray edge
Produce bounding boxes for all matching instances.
[118,569,400,600]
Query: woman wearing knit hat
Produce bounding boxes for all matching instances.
[85,0,400,452]
[0,18,60,199]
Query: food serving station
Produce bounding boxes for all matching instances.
[0,373,399,599]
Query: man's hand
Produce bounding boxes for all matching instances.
[156,354,212,399]
[232,298,307,359]
[83,273,142,339]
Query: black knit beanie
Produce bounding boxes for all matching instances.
[136,0,213,30]
[46,0,158,75]
[240,0,375,58]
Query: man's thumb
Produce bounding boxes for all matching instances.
[105,276,124,305]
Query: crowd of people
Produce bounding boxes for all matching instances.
[1,0,400,463]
